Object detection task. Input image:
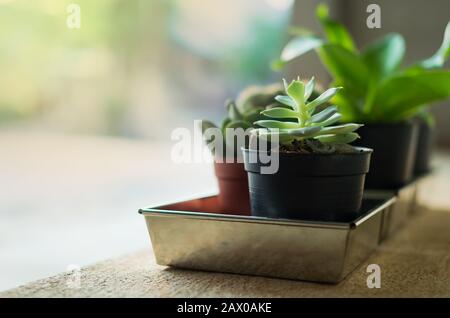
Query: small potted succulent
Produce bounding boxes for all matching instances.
[243,77,372,222]
[201,84,284,214]
[274,3,450,188]
[201,83,325,214]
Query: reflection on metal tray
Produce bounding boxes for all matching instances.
[139,195,395,284]
[365,172,432,242]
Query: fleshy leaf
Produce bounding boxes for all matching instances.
[317,123,363,135]
[288,126,322,137]
[261,107,299,119]
[201,120,217,137]
[220,118,231,133]
[242,108,266,124]
[274,95,296,109]
[254,120,300,129]
[235,83,284,114]
[225,120,252,130]
[311,112,342,127]
[304,77,315,101]
[306,87,342,111]
[254,129,295,143]
[200,120,219,147]
[286,79,305,110]
[310,105,338,124]
[225,100,242,120]
[315,132,359,144]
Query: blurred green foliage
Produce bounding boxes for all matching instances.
[0,0,290,134]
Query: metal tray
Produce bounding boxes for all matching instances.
[140,195,395,283]
[366,172,432,242]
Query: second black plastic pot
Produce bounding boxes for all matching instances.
[353,122,419,189]
[414,120,434,174]
[242,148,372,222]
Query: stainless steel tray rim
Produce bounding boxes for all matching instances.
[353,196,396,226]
[141,210,352,229]
[140,195,396,229]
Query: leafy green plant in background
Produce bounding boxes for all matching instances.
[274,3,450,124]
[252,77,362,152]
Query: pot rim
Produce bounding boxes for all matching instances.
[242,146,373,157]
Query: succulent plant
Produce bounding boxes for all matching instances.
[201,80,334,157]
[201,99,266,158]
[235,83,285,114]
[236,82,325,114]
[274,3,450,124]
[201,83,305,157]
[252,77,362,147]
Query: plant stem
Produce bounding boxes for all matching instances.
[298,104,309,127]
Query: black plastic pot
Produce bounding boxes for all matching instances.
[242,148,372,222]
[353,122,419,189]
[414,120,434,174]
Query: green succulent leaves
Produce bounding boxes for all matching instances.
[201,99,265,157]
[261,107,299,119]
[306,86,342,112]
[275,3,450,124]
[254,77,361,145]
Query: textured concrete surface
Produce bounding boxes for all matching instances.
[2,205,450,298]
[0,131,215,291]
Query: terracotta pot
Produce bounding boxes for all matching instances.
[214,161,251,215]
